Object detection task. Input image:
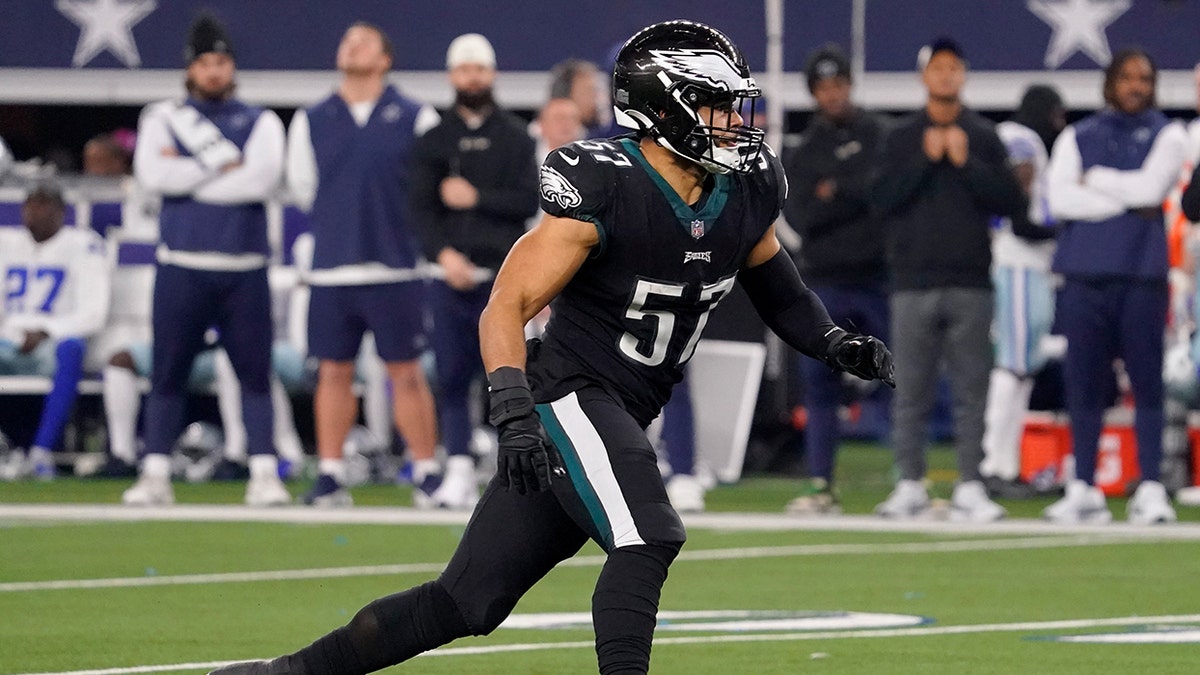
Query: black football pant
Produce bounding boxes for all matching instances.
[289,386,686,674]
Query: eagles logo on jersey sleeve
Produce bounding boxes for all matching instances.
[539,140,618,227]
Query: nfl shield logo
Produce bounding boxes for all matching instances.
[690,219,705,239]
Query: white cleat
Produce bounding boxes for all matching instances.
[432,456,480,510]
[949,480,1006,522]
[666,473,706,513]
[1043,479,1112,524]
[1126,480,1177,525]
[874,479,931,518]
[245,475,291,507]
[122,475,175,506]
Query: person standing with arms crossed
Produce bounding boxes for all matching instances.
[287,22,441,507]
[123,14,289,507]
[1043,48,1188,524]
[409,33,539,510]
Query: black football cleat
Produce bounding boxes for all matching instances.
[208,657,295,675]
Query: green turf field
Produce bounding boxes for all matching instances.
[3,444,1200,675]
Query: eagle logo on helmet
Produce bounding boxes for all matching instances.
[540,165,583,210]
[647,48,751,93]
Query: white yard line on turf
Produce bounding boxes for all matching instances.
[3,503,1200,538]
[0,534,1157,593]
[15,613,1200,675]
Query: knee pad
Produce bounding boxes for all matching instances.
[439,576,521,636]
[622,540,681,568]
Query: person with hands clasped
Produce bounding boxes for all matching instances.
[872,37,1025,522]
[409,33,539,509]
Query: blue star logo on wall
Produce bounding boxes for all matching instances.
[1027,0,1131,69]
[56,0,157,68]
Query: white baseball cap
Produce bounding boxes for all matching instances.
[446,33,496,69]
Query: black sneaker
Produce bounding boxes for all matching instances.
[983,475,1037,500]
[413,473,443,509]
[209,657,295,675]
[210,458,250,481]
[94,456,139,479]
[301,474,352,507]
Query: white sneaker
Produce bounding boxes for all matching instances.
[666,474,706,513]
[949,480,1006,522]
[1176,485,1200,506]
[875,479,931,518]
[122,475,175,506]
[27,447,56,481]
[1126,481,1177,525]
[431,457,480,510]
[0,448,29,481]
[1043,479,1111,524]
[245,475,291,507]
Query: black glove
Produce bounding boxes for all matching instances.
[826,330,896,388]
[487,366,553,494]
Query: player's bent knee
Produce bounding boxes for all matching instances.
[438,576,521,636]
[613,540,682,569]
[627,501,687,549]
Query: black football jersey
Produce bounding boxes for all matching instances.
[527,135,787,427]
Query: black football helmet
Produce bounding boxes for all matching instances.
[612,20,764,174]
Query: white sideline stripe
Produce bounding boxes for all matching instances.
[16,614,1200,675]
[0,534,1154,593]
[4,503,1200,539]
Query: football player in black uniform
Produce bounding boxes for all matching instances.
[210,20,893,675]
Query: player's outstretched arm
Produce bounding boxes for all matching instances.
[480,214,599,493]
[739,225,895,387]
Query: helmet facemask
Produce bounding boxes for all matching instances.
[613,25,767,175]
[670,81,764,175]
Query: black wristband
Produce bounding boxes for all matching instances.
[823,327,849,366]
[487,366,535,425]
[487,366,529,392]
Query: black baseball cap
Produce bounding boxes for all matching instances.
[184,13,235,63]
[804,44,851,93]
[917,37,967,70]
